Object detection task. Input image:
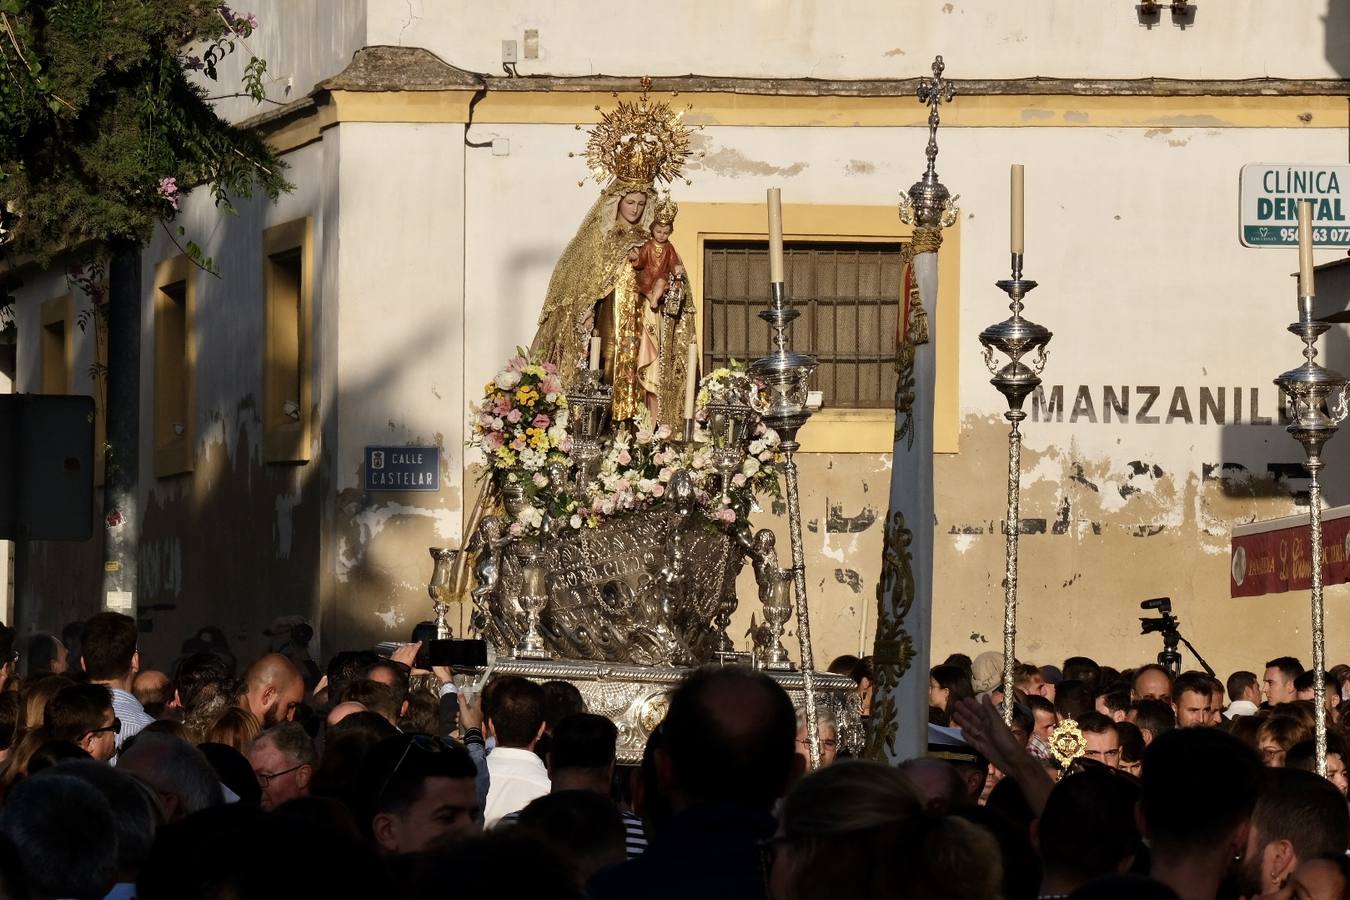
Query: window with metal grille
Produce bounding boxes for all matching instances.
[702,241,905,409]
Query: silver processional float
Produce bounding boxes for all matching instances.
[421,66,957,766]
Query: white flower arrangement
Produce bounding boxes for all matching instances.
[473,355,781,537]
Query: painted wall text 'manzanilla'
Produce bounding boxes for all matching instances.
[1030,385,1292,425]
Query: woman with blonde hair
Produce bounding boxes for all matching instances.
[202,706,260,753]
[19,673,73,734]
[767,759,1005,900]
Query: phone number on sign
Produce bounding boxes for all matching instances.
[1277,227,1350,241]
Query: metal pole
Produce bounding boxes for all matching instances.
[781,449,821,769]
[1001,417,1023,724]
[1309,460,1328,776]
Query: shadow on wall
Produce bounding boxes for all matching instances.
[1327,0,1350,77]
[1216,317,1350,513]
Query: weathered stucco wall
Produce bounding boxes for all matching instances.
[461,116,1350,673]
[369,0,1350,81]
[330,121,467,652]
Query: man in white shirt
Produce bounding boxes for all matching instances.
[1225,670,1261,719]
[484,675,550,826]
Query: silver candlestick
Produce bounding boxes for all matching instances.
[428,547,458,640]
[759,569,794,671]
[566,369,614,495]
[978,252,1052,725]
[750,281,824,770]
[1275,200,1350,777]
[706,398,753,507]
[513,542,552,660]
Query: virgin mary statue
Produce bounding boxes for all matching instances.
[530,81,698,426]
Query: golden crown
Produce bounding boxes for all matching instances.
[573,77,699,189]
[652,193,679,226]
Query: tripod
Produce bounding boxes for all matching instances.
[1157,624,1215,679]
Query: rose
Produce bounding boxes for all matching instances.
[491,417,505,431]
[714,507,737,524]
[532,414,550,429]
[651,484,665,498]
[570,514,583,529]
[511,436,527,451]
[506,408,523,423]
[617,450,632,466]
[742,458,761,478]
[495,370,522,390]
[732,473,747,487]
[533,472,548,488]
[658,467,674,483]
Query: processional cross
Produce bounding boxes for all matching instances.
[917,56,956,181]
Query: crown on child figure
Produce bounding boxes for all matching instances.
[652,193,679,227]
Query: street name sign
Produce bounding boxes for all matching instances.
[364,445,441,492]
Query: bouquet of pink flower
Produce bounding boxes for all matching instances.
[469,350,570,496]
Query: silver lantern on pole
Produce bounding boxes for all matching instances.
[977,164,1052,725]
[1275,200,1349,776]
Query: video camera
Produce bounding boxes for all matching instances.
[1138,596,1177,636]
[1136,596,1214,678]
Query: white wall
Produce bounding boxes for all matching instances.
[202,0,368,123]
[370,0,1350,81]
[331,121,468,642]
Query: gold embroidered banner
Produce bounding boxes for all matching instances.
[1230,506,1350,598]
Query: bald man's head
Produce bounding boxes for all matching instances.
[326,701,365,728]
[660,666,796,812]
[241,654,305,728]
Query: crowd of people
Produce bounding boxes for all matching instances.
[0,614,1344,900]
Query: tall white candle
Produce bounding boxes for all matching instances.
[1010,164,1025,255]
[589,334,601,370]
[768,188,785,283]
[1299,200,1316,297]
[684,342,699,420]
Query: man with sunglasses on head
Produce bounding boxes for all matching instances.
[81,611,154,753]
[359,733,481,855]
[45,683,120,762]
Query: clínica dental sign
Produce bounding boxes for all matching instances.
[1239,164,1350,248]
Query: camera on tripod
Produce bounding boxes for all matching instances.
[1137,596,1214,678]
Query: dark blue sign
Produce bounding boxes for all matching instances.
[365,446,440,492]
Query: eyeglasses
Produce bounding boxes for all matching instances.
[84,717,121,738]
[255,763,307,788]
[375,734,446,807]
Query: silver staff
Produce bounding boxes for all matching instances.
[978,230,1052,726]
[1275,200,1349,776]
[749,282,823,769]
